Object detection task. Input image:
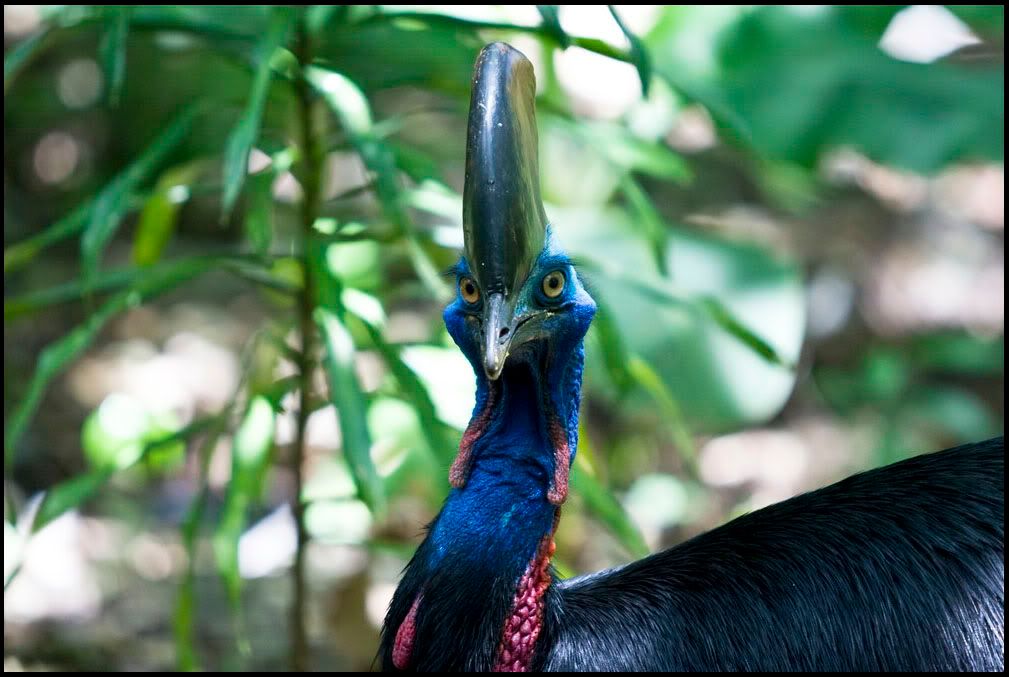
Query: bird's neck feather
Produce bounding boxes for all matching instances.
[384,341,585,671]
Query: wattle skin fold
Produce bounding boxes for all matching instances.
[392,596,422,671]
[448,386,498,490]
[493,525,559,672]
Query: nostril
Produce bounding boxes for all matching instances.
[499,326,510,338]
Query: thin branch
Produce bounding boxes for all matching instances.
[289,13,322,673]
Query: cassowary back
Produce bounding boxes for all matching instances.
[545,437,1004,671]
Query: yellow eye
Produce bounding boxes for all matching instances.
[460,277,480,304]
[542,271,565,299]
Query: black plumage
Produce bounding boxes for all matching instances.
[543,437,1004,671]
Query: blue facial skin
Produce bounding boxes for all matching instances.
[432,231,596,570]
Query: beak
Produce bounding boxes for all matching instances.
[482,293,513,380]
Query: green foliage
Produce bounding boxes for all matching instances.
[99,6,130,105]
[650,6,1003,173]
[220,8,294,223]
[213,396,276,622]
[80,105,200,290]
[609,5,652,97]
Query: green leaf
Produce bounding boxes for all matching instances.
[708,7,1003,171]
[596,124,691,182]
[244,171,274,257]
[173,573,199,671]
[175,338,259,672]
[589,295,697,471]
[176,460,223,663]
[357,9,635,76]
[588,302,632,394]
[133,192,177,265]
[212,396,275,621]
[626,356,697,474]
[81,104,199,291]
[911,332,1004,376]
[545,115,691,185]
[904,385,999,443]
[306,65,447,301]
[5,257,220,469]
[309,231,383,515]
[219,8,293,223]
[5,201,94,274]
[698,296,793,369]
[30,418,213,532]
[345,292,457,467]
[100,6,131,105]
[5,255,290,321]
[306,5,346,34]
[571,463,649,560]
[536,6,570,48]
[609,5,651,96]
[560,209,803,431]
[4,28,53,93]
[619,176,669,275]
[315,307,385,515]
[32,471,115,532]
[132,164,200,266]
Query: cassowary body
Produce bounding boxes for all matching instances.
[379,43,1005,672]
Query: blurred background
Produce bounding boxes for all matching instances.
[3,5,1003,672]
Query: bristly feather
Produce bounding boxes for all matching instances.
[541,437,1004,671]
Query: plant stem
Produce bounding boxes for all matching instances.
[290,16,322,673]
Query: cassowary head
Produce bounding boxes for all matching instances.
[381,45,598,672]
[444,43,596,390]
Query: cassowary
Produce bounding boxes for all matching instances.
[379,42,1005,672]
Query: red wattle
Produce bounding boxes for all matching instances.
[393,595,422,670]
[547,416,570,505]
[492,519,558,672]
[449,387,498,489]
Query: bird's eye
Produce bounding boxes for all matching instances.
[459,277,480,304]
[542,271,565,299]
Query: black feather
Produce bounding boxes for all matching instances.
[542,437,1004,671]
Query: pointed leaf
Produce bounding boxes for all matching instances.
[315,307,384,514]
[244,170,274,256]
[306,66,447,300]
[620,176,669,275]
[4,28,53,93]
[213,395,275,608]
[536,6,570,48]
[100,6,130,105]
[571,463,649,560]
[81,104,199,290]
[626,356,697,474]
[5,255,288,321]
[219,8,293,222]
[5,256,219,469]
[608,6,651,96]
[30,417,214,533]
[132,163,201,266]
[698,296,794,369]
[31,471,114,532]
[175,340,258,672]
[345,291,457,466]
[5,201,93,274]
[590,294,697,471]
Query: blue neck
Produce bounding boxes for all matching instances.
[380,263,594,670]
[430,356,572,568]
